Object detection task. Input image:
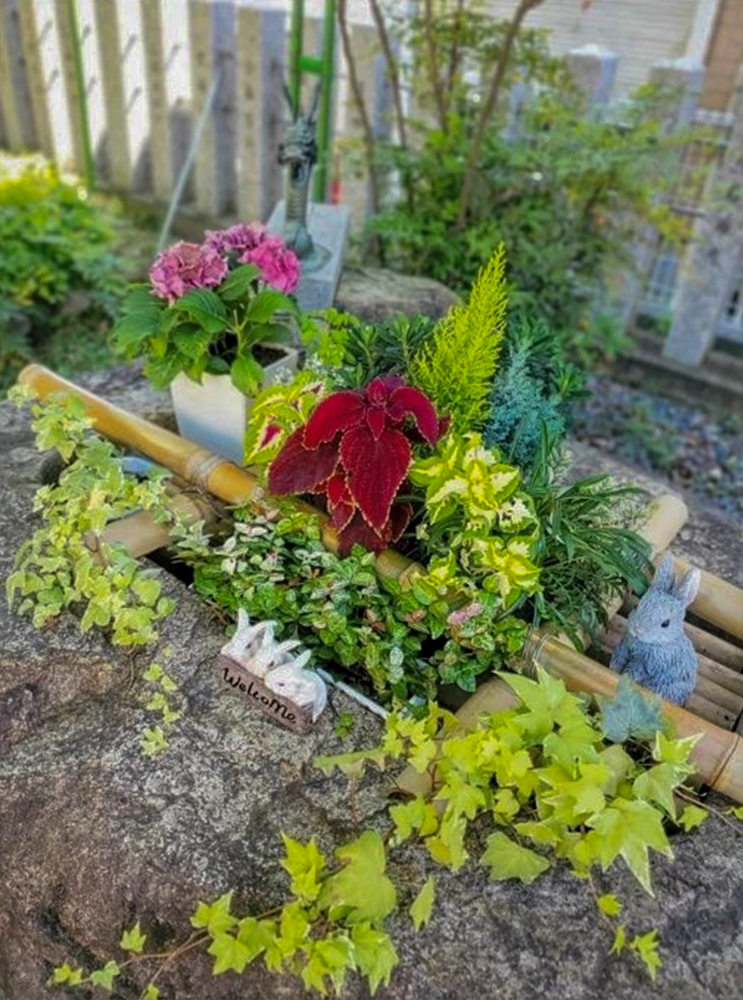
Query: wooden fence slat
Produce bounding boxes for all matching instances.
[187,0,219,216]
[0,4,25,152]
[340,22,391,229]
[16,0,54,157]
[93,0,131,189]
[54,0,87,176]
[139,0,171,200]
[235,1,286,222]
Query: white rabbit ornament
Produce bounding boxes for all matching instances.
[610,554,700,705]
[219,609,327,732]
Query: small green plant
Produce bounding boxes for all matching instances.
[485,315,587,468]
[6,389,176,645]
[410,245,507,430]
[140,662,184,757]
[173,504,438,704]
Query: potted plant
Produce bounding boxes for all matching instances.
[112,223,301,462]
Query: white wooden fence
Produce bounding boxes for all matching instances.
[0,0,388,230]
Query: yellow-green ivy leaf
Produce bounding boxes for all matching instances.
[481,831,550,884]
[633,763,680,819]
[318,831,396,924]
[610,924,627,955]
[120,920,147,953]
[51,963,83,986]
[587,798,672,894]
[631,929,662,981]
[190,891,237,935]
[280,834,325,902]
[207,932,252,975]
[425,810,468,871]
[678,804,708,832]
[90,960,120,991]
[727,806,743,821]
[389,796,438,845]
[409,877,436,931]
[351,923,399,996]
[597,893,623,917]
[143,985,160,1000]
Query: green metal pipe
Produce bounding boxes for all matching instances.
[313,0,336,203]
[288,0,304,112]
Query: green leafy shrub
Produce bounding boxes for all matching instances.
[352,2,690,360]
[50,671,719,995]
[0,157,125,391]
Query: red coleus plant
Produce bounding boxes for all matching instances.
[268,376,444,554]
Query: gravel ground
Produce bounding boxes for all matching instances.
[572,374,743,525]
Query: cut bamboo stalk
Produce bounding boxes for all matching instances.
[89,486,225,561]
[18,365,418,583]
[598,616,743,698]
[672,558,743,643]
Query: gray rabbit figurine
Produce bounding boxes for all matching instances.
[610,554,700,705]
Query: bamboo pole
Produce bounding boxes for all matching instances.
[18,365,417,583]
[673,558,743,643]
[89,483,225,561]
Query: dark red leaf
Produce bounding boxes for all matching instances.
[365,406,387,441]
[365,377,393,404]
[330,498,356,532]
[340,423,411,531]
[303,391,365,448]
[268,427,338,495]
[326,472,352,507]
[388,501,412,542]
[338,511,388,555]
[389,385,441,445]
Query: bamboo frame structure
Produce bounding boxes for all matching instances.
[19,365,743,803]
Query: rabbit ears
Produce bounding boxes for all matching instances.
[650,554,701,607]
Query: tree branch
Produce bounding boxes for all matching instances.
[455,0,546,231]
[423,0,449,132]
[369,0,408,151]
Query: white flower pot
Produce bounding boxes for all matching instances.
[170,345,298,463]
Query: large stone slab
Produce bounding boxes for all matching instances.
[2,375,743,999]
[267,200,350,312]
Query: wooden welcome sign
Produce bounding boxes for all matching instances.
[218,654,315,734]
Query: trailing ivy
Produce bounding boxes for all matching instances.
[49,670,717,995]
[6,387,176,645]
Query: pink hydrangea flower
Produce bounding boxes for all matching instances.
[241,236,300,293]
[204,223,267,256]
[149,241,227,302]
